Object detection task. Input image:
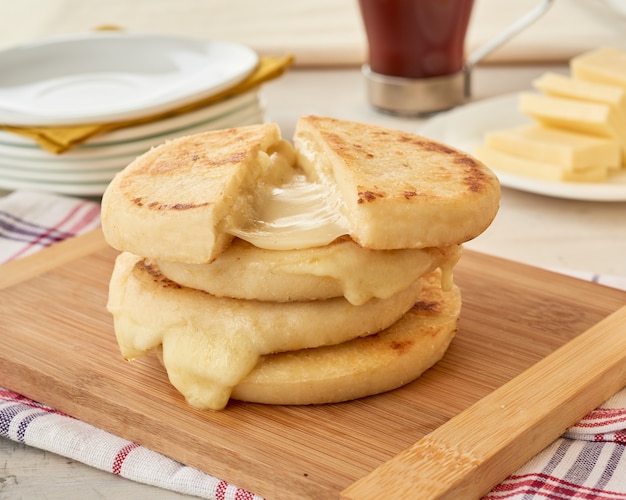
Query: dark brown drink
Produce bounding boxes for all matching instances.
[359,0,474,79]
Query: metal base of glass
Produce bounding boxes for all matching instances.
[363,65,468,116]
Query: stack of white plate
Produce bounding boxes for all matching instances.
[0,32,265,196]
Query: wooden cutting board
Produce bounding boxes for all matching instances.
[1,228,626,499]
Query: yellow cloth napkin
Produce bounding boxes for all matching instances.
[1,54,293,154]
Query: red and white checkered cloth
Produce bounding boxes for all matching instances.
[1,189,626,499]
[485,391,626,499]
[0,189,101,263]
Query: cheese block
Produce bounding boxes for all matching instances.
[519,92,618,137]
[484,124,620,170]
[571,47,626,89]
[519,92,626,164]
[533,72,626,121]
[532,72,626,169]
[474,145,609,183]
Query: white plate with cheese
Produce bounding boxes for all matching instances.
[418,93,626,202]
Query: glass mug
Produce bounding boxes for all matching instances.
[358,0,554,114]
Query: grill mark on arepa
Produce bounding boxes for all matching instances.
[124,145,246,210]
[412,300,441,313]
[399,134,493,193]
[137,260,182,290]
[398,135,456,155]
[202,151,248,166]
[389,339,415,355]
[131,197,210,210]
[357,188,384,204]
[454,156,491,193]
[322,131,378,160]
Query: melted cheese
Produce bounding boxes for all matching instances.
[228,147,350,250]
[108,252,437,411]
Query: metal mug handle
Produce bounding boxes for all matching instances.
[464,0,555,97]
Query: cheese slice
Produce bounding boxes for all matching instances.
[532,72,626,168]
[519,92,617,137]
[474,145,609,183]
[519,92,626,164]
[571,47,626,89]
[534,71,626,108]
[533,72,626,121]
[484,124,620,170]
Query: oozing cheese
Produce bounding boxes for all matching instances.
[228,145,350,250]
[484,124,620,170]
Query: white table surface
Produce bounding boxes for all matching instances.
[2,63,626,499]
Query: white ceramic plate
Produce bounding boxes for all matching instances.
[0,175,111,196]
[0,90,261,149]
[0,163,120,182]
[418,93,626,202]
[0,109,266,196]
[0,32,258,126]
[1,106,265,172]
[0,96,263,163]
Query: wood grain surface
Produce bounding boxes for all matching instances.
[342,304,626,499]
[1,229,625,499]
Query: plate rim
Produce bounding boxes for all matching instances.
[0,109,265,196]
[0,96,262,162]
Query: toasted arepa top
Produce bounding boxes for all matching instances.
[294,115,501,250]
